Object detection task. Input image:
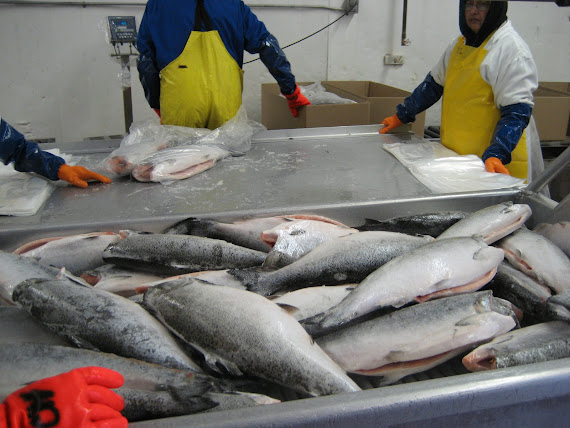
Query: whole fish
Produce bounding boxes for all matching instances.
[0,343,279,422]
[316,291,516,384]
[102,233,267,276]
[270,285,356,321]
[13,232,123,276]
[355,211,467,237]
[81,264,166,297]
[533,221,570,257]
[0,250,82,304]
[484,261,570,323]
[164,214,350,253]
[462,321,570,371]
[131,145,231,183]
[12,278,201,372]
[262,219,359,268]
[143,278,361,397]
[302,236,504,337]
[230,231,434,297]
[496,228,570,295]
[436,202,531,244]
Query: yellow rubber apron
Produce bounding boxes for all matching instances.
[160,0,243,129]
[441,35,528,179]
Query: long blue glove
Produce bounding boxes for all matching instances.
[482,103,532,165]
[0,119,64,180]
[137,55,161,110]
[258,34,297,96]
[396,72,444,124]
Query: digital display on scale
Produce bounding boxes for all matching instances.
[108,16,137,44]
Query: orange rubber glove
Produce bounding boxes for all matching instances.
[380,114,404,134]
[153,109,161,119]
[58,164,112,188]
[283,85,311,118]
[485,157,510,175]
[0,366,127,428]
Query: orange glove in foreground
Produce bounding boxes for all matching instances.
[485,157,510,175]
[380,114,404,134]
[283,85,311,118]
[153,109,161,119]
[58,164,112,188]
[0,366,127,428]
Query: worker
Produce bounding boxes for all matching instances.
[380,0,541,180]
[1,116,111,188]
[137,0,311,130]
[0,366,128,428]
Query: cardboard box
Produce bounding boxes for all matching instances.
[534,84,570,141]
[325,81,426,137]
[261,82,370,130]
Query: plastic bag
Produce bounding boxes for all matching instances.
[383,141,526,194]
[299,82,356,105]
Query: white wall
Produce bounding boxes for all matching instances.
[0,0,568,143]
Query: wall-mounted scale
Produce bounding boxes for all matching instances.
[107,16,138,134]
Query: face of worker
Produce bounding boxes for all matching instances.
[465,1,490,34]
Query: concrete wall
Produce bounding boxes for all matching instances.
[0,0,568,143]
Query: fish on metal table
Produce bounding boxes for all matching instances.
[462,320,570,371]
[0,343,279,422]
[102,233,267,276]
[436,202,531,244]
[12,278,201,372]
[143,278,361,397]
[496,228,570,295]
[230,231,434,297]
[316,291,516,385]
[302,236,505,337]
[262,219,359,268]
[164,214,351,253]
[355,211,468,237]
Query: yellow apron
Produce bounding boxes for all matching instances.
[160,0,243,130]
[441,35,528,178]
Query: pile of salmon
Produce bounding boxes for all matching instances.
[1,201,569,422]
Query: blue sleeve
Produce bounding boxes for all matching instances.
[0,119,65,181]
[482,103,532,165]
[257,34,296,95]
[396,73,443,123]
[136,5,161,110]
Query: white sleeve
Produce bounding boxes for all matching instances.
[480,25,538,109]
[430,38,458,86]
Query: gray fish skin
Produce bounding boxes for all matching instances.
[13,232,122,276]
[304,236,504,336]
[12,278,201,372]
[102,233,267,276]
[533,221,570,257]
[0,250,74,304]
[484,261,570,323]
[497,228,570,295]
[436,202,531,244]
[356,211,468,237]
[316,291,516,381]
[143,279,361,397]
[231,231,434,297]
[0,343,277,422]
[462,321,570,371]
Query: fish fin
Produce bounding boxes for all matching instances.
[228,267,276,296]
[355,218,383,231]
[164,218,217,236]
[275,303,300,315]
[203,353,243,377]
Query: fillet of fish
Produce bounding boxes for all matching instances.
[143,278,361,397]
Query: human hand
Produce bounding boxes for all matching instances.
[379,114,404,134]
[283,85,310,118]
[58,164,112,188]
[0,366,127,428]
[484,157,510,175]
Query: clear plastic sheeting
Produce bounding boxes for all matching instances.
[383,141,526,194]
[100,105,265,182]
[0,150,73,217]
[299,82,357,105]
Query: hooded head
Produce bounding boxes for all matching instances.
[459,0,508,47]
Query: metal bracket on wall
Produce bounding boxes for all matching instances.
[343,0,359,13]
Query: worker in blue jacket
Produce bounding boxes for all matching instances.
[0,116,111,188]
[137,0,310,130]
